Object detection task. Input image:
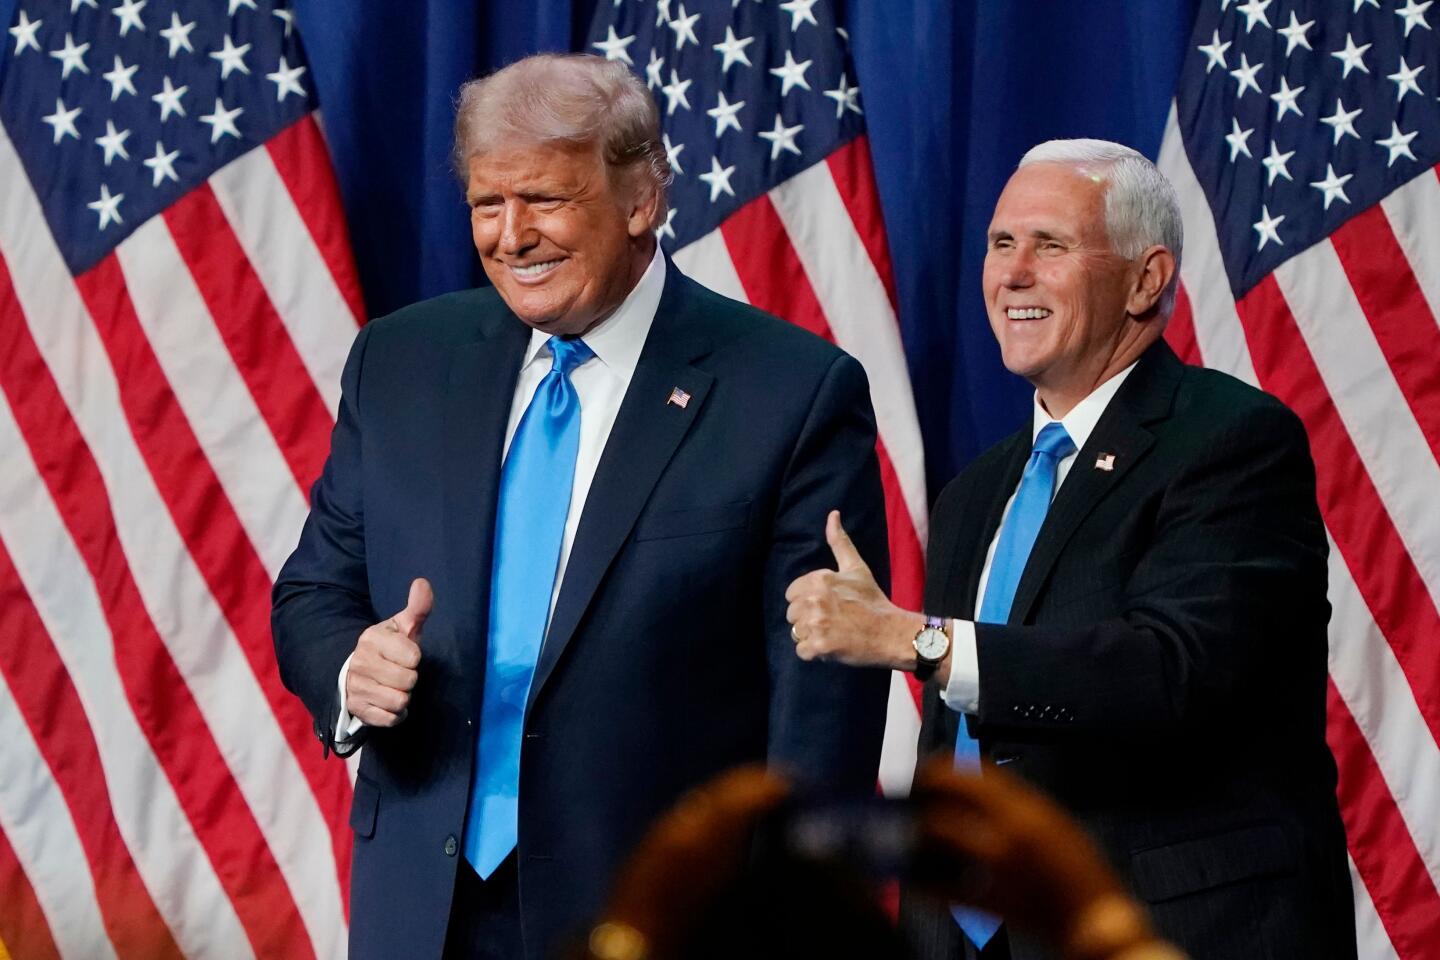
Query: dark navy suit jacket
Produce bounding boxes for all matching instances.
[903,342,1355,960]
[272,264,891,959]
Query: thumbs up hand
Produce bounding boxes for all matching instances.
[346,578,433,727]
[784,511,919,670]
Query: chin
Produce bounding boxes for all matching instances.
[998,350,1048,381]
[516,305,597,336]
[499,288,565,326]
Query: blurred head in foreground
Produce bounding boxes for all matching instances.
[575,762,1186,960]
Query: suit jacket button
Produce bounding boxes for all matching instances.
[444,835,458,857]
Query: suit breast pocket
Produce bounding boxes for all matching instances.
[633,501,751,542]
[1042,547,1144,612]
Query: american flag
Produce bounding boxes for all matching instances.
[0,0,360,957]
[1157,0,1440,955]
[586,0,930,795]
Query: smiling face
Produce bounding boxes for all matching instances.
[467,141,658,336]
[983,162,1163,417]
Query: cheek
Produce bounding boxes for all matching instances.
[471,216,496,252]
[981,258,1002,297]
[986,300,1007,339]
[539,206,595,248]
[570,228,626,282]
[1042,269,1086,318]
[477,258,509,293]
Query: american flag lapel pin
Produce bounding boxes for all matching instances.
[1094,453,1116,472]
[667,386,691,409]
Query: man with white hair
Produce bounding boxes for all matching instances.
[272,53,891,959]
[786,139,1355,959]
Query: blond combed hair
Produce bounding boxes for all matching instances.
[453,53,671,223]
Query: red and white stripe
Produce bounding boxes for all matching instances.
[0,111,361,958]
[1158,105,1440,958]
[674,136,927,795]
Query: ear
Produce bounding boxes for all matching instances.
[627,180,663,239]
[1127,245,1176,317]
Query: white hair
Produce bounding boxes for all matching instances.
[453,54,671,222]
[1019,138,1183,318]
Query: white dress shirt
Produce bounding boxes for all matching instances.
[334,246,666,742]
[941,361,1139,715]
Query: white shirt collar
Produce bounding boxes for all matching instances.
[1031,359,1141,452]
[520,244,666,384]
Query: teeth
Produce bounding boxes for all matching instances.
[1007,307,1052,320]
[511,260,561,278]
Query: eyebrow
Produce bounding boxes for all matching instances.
[988,228,1073,243]
[466,180,573,204]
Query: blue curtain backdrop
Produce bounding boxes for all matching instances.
[0,0,1197,496]
[841,1,1197,484]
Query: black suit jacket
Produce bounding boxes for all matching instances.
[904,342,1355,960]
[272,264,892,960]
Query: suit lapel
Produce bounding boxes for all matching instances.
[1009,341,1183,623]
[948,434,1029,619]
[441,307,529,682]
[528,269,715,707]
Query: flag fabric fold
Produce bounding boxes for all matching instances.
[0,1,360,956]
[1160,2,1440,955]
[585,0,930,795]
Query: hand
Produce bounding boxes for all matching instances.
[784,511,916,669]
[595,767,792,959]
[345,578,433,727]
[910,761,1171,960]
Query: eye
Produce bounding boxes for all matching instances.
[990,236,1013,251]
[519,191,565,210]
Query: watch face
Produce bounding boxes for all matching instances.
[914,627,949,661]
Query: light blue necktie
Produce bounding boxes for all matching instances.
[953,422,1075,947]
[464,336,593,878]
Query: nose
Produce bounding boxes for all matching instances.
[998,245,1035,289]
[498,200,537,256]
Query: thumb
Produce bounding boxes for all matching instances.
[825,510,867,574]
[392,577,433,641]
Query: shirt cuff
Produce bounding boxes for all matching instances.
[938,619,980,715]
[335,653,364,742]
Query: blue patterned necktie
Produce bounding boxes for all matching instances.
[953,421,1076,947]
[464,336,593,878]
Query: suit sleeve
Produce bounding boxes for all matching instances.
[763,352,892,792]
[975,400,1329,741]
[272,322,379,756]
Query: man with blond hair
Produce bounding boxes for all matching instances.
[273,54,890,959]
[786,139,1354,959]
